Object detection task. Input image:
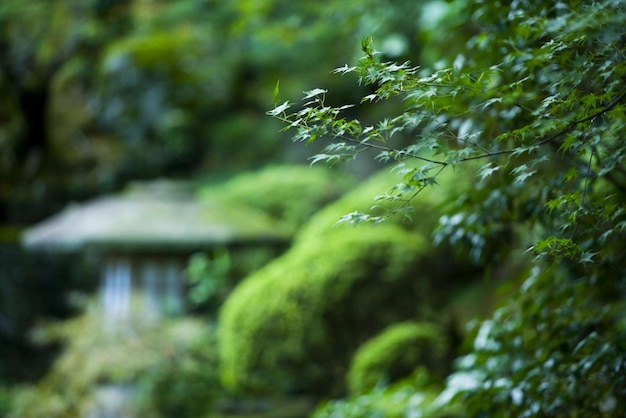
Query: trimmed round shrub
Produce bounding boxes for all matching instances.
[199,165,354,234]
[218,225,430,396]
[296,164,467,242]
[346,321,449,395]
[296,165,485,312]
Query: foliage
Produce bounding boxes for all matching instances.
[347,322,449,396]
[295,163,475,242]
[212,0,426,95]
[296,166,492,314]
[187,164,355,315]
[199,165,354,234]
[437,266,626,417]
[92,26,226,178]
[9,305,220,418]
[0,385,11,417]
[0,0,131,221]
[88,0,431,179]
[270,0,626,264]
[185,248,232,309]
[270,0,626,415]
[312,370,458,418]
[218,225,429,396]
[185,245,283,317]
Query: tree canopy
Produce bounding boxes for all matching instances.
[273,0,626,264]
[271,0,626,415]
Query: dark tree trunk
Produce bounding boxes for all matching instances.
[15,84,50,165]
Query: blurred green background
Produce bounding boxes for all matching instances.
[1,2,461,416]
[3,0,623,417]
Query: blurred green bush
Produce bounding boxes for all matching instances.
[8,304,220,418]
[298,165,490,318]
[0,385,12,417]
[346,321,449,395]
[217,164,487,398]
[295,165,457,241]
[199,164,354,234]
[312,369,459,418]
[218,225,429,396]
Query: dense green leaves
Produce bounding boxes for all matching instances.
[272,0,626,415]
[271,0,626,264]
[440,267,626,417]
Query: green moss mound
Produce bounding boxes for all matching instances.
[296,165,485,311]
[218,225,429,396]
[347,321,449,395]
[200,165,354,234]
[296,164,467,242]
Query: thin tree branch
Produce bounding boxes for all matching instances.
[460,88,626,163]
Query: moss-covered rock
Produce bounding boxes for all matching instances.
[296,165,486,315]
[346,321,449,395]
[199,165,354,234]
[218,225,430,396]
[296,164,467,242]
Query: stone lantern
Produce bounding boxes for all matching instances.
[21,180,290,323]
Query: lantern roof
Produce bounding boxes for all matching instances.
[22,180,290,254]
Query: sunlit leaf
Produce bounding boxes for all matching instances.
[267,101,291,116]
[303,88,328,100]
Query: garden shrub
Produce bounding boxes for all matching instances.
[104,27,211,82]
[9,305,220,418]
[347,321,449,395]
[295,165,463,242]
[199,164,354,234]
[312,369,460,418]
[218,225,430,396]
[297,165,490,316]
[0,385,12,417]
